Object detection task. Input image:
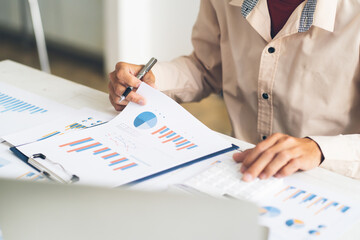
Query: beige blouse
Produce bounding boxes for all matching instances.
[152,0,360,179]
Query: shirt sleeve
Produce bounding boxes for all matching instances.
[152,0,222,103]
[309,135,360,179]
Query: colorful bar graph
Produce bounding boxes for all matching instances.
[59,137,139,172]
[152,125,198,150]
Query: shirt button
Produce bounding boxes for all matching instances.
[268,47,275,53]
[262,93,269,100]
[262,136,267,140]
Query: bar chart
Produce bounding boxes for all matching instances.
[274,185,351,216]
[59,137,138,171]
[0,92,48,115]
[151,125,198,151]
[37,117,105,141]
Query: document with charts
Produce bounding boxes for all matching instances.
[17,83,235,187]
[0,82,74,137]
[3,108,113,146]
[0,143,44,182]
[256,176,360,240]
[181,157,360,240]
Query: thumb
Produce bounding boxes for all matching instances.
[233,149,251,163]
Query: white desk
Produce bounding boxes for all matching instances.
[0,60,359,239]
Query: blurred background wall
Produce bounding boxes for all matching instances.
[0,0,231,135]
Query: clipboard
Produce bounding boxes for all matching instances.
[10,147,79,184]
[10,144,239,185]
[7,83,240,187]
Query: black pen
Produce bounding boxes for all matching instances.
[120,57,157,102]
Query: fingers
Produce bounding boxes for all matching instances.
[241,134,300,182]
[114,62,143,87]
[259,147,302,179]
[241,133,286,169]
[233,149,251,163]
[241,134,295,172]
[142,70,156,88]
[108,61,155,109]
[124,91,146,105]
[108,81,122,111]
[275,157,303,178]
[233,134,322,182]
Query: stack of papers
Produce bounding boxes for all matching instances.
[13,83,234,187]
[0,82,114,183]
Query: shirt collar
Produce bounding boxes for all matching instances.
[312,0,337,32]
[229,0,338,33]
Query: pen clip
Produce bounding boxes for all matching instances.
[31,153,79,184]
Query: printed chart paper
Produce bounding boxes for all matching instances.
[0,143,44,182]
[3,108,114,146]
[256,177,360,240]
[17,83,233,187]
[0,82,74,137]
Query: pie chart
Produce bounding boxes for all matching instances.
[133,111,157,129]
[285,219,305,229]
[259,206,281,217]
[308,230,320,235]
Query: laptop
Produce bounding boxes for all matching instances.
[0,178,266,240]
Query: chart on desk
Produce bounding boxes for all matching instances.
[257,179,360,240]
[59,136,138,172]
[0,144,44,182]
[0,82,74,136]
[2,108,113,146]
[113,83,231,158]
[0,157,43,181]
[17,83,233,187]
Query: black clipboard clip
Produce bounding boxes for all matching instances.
[29,153,80,184]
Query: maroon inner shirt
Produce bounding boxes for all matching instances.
[267,0,305,38]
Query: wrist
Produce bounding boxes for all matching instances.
[305,137,325,165]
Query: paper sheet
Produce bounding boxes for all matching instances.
[3,108,114,146]
[0,82,75,137]
[255,177,360,240]
[131,151,237,192]
[17,83,233,187]
[0,143,44,181]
